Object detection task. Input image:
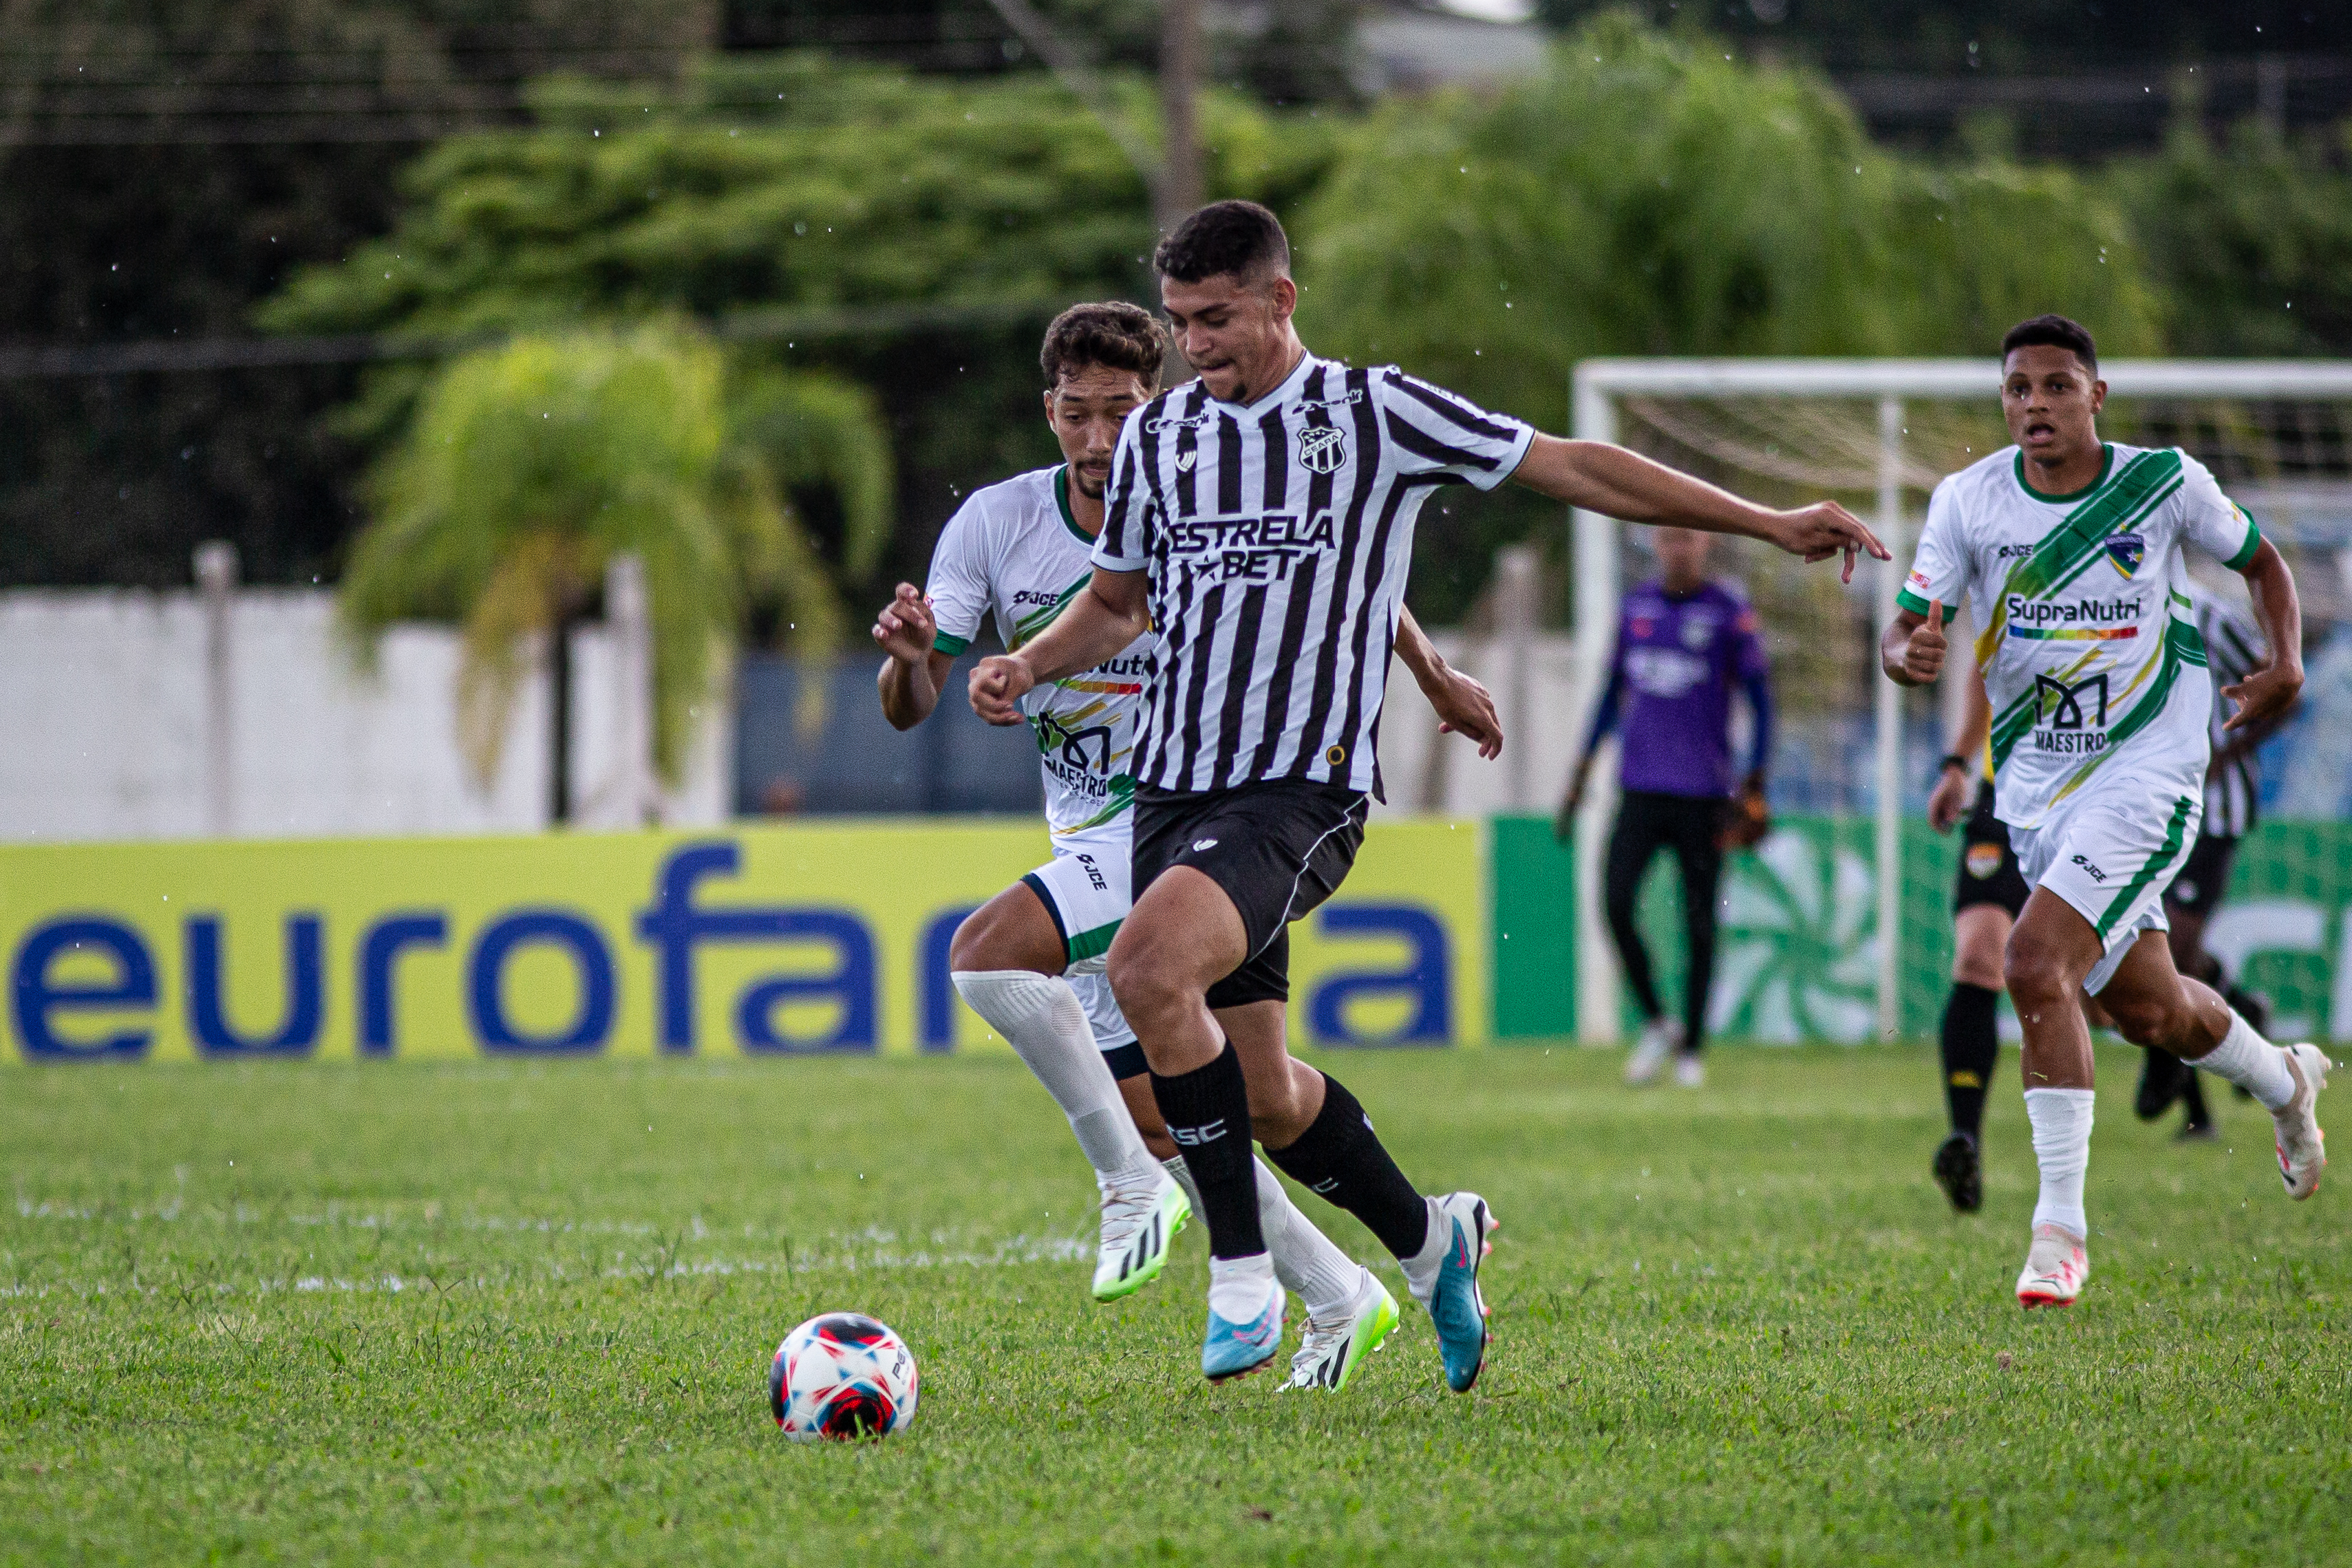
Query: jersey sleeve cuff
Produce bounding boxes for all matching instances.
[2223,521,2263,572]
[1090,548,1146,572]
[1895,587,1956,621]
[931,631,971,656]
[1466,423,1537,492]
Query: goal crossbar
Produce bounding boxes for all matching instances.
[1565,357,2352,1045]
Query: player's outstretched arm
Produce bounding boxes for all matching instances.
[874,582,955,731]
[1881,599,1946,689]
[2224,539,2305,733]
[1394,605,1501,760]
[968,567,1151,727]
[1510,436,1888,582]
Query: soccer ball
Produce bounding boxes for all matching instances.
[769,1312,919,1441]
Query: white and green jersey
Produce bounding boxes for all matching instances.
[1900,442,2261,833]
[926,464,1153,835]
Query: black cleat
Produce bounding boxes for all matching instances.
[2135,1047,2185,1121]
[1933,1131,1982,1213]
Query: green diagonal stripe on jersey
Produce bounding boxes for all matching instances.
[1989,643,2104,771]
[2094,795,2195,938]
[1985,449,2185,645]
[1009,570,1095,649]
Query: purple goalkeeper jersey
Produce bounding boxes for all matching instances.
[1586,579,1773,799]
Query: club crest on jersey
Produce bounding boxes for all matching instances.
[1297,425,1347,475]
[2104,533,2146,577]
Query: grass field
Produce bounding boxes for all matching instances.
[2,1044,2345,1565]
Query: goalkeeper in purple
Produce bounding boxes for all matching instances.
[1559,528,1774,1088]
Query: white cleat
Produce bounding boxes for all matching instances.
[1673,1051,1704,1089]
[1625,1018,1682,1086]
[1091,1174,1190,1302]
[2015,1223,2089,1309]
[1279,1267,1400,1393]
[2273,1043,2331,1201]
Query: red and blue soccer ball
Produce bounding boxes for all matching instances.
[769,1313,919,1441]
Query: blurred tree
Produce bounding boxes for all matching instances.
[2104,118,2352,357]
[1294,14,2159,620]
[0,0,716,590]
[263,52,1340,599]
[341,324,886,813]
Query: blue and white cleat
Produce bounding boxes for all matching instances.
[1201,1276,1286,1382]
[1420,1192,1495,1394]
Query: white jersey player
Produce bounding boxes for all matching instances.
[873,302,1504,1391]
[1885,314,2326,1310]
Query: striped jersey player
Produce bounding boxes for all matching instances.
[1885,313,2326,1313]
[972,199,1888,1392]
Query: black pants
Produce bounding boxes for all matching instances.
[1605,791,1726,1053]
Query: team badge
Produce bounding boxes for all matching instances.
[1965,842,2004,881]
[1297,425,1347,475]
[2104,532,2145,577]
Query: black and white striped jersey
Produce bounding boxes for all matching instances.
[1091,353,1533,795]
[2193,584,2267,837]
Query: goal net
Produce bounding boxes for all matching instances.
[1564,359,2352,1046]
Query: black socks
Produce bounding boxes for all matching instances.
[1149,1040,1263,1260]
[1263,1072,1431,1260]
[1941,982,2000,1141]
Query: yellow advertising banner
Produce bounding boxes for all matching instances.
[0,820,1486,1061]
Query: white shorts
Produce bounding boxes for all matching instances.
[1020,821,1135,1054]
[2009,782,2202,995]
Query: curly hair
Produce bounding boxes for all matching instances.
[1040,301,1166,391]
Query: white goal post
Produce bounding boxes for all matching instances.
[1567,357,2352,1046]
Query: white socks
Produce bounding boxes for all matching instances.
[1206,1252,1277,1322]
[1400,1196,1451,1302]
[952,970,1157,1186]
[1164,1155,1360,1320]
[2024,1086,2095,1238]
[2190,1010,2297,1110]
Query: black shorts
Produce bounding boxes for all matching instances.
[1952,781,2029,919]
[1131,778,1369,1009]
[2163,833,2238,919]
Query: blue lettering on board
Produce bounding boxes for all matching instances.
[1307,905,1451,1046]
[469,909,615,1054]
[186,912,325,1057]
[11,917,158,1061]
[734,912,878,1053]
[359,912,449,1056]
[918,905,981,1053]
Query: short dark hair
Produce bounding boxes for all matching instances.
[1153,200,1290,285]
[1040,301,1166,391]
[2001,314,2098,376]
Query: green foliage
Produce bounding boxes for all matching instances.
[1296,15,2159,438]
[263,52,1343,604]
[341,325,879,782]
[2103,120,2352,356]
[3,1049,2348,1563]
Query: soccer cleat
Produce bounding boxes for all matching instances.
[1200,1275,1285,1382]
[1091,1174,1190,1302]
[1417,1192,1497,1393]
[2272,1043,2330,1201]
[1625,1018,1682,1086]
[1280,1268,1400,1393]
[1932,1130,1982,1213]
[1673,1050,1705,1089]
[2015,1223,2089,1309]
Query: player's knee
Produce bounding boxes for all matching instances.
[949,901,1049,975]
[1105,940,1190,1027]
[2002,941,2077,1014]
[1952,952,2005,991]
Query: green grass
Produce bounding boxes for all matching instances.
[1,1045,2344,1566]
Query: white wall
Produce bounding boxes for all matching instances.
[0,588,727,844]
[1373,630,1582,819]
